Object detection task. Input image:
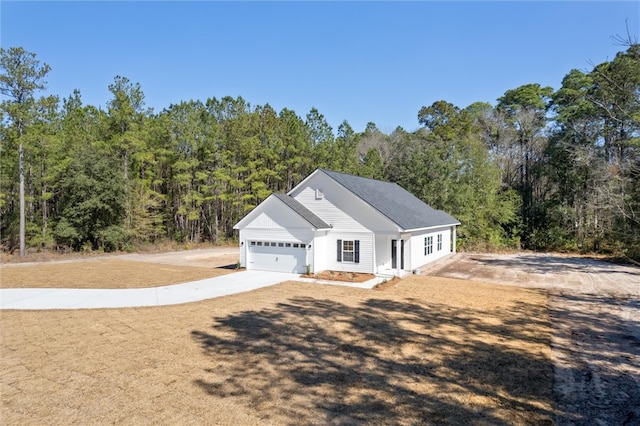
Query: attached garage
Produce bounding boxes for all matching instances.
[234,193,331,275]
[247,241,308,273]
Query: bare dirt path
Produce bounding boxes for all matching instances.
[0,248,241,289]
[427,252,640,425]
[1,246,239,269]
[118,247,239,268]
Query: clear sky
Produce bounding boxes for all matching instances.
[2,1,638,134]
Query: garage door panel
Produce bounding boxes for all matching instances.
[248,242,307,273]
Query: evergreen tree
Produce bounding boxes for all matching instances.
[0,47,51,256]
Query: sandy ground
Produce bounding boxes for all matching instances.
[426,252,640,426]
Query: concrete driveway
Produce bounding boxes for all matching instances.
[0,270,299,310]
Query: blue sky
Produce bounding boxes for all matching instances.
[2,1,638,133]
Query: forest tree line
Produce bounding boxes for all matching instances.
[1,43,639,260]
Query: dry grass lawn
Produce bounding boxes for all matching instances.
[0,259,232,289]
[1,273,553,425]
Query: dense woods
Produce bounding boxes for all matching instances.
[1,43,639,260]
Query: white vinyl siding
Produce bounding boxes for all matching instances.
[409,226,453,270]
[287,171,392,274]
[289,172,398,233]
[326,232,374,273]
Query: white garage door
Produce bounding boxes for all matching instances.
[248,241,307,273]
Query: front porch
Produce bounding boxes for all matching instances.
[374,233,412,277]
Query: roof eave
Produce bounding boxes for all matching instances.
[403,222,461,232]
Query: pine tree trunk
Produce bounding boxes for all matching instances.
[19,142,25,257]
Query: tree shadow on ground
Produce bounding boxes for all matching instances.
[548,291,640,426]
[191,290,555,425]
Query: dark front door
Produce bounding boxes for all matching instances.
[391,240,404,270]
[391,240,397,269]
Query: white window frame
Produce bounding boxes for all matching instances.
[425,236,433,255]
[342,240,355,262]
[437,234,442,251]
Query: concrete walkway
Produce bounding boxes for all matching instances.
[0,270,300,310]
[0,270,388,310]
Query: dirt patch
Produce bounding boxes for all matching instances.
[0,277,553,425]
[372,275,403,291]
[305,270,376,283]
[431,252,640,297]
[427,252,640,425]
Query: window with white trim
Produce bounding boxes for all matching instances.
[343,241,354,262]
[337,239,360,263]
[437,234,442,251]
[425,236,433,255]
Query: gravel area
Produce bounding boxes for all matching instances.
[427,252,640,425]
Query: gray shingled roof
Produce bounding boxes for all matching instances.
[320,169,460,230]
[273,193,331,230]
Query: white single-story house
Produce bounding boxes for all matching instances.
[233,169,460,276]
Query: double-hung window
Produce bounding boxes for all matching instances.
[342,241,354,262]
[437,234,443,251]
[337,239,360,263]
[425,236,433,255]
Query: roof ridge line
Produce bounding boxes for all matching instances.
[320,168,397,185]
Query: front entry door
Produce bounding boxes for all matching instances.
[391,240,404,269]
